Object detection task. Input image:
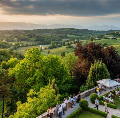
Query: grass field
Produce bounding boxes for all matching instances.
[76,111,104,118]
[114,95,120,109]
[13,38,120,56]
[14,45,50,55]
[41,46,75,56]
[67,34,79,38]
[94,39,120,54]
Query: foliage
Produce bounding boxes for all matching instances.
[86,60,110,88]
[80,85,88,92]
[0,68,14,118]
[111,115,120,118]
[1,58,19,69]
[59,76,78,99]
[8,48,69,116]
[79,99,88,110]
[87,107,107,117]
[62,52,77,77]
[90,93,98,104]
[66,107,83,118]
[74,42,120,89]
[99,101,117,109]
[9,85,61,118]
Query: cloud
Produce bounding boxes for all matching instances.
[0,0,120,16]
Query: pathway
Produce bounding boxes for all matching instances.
[55,86,120,118]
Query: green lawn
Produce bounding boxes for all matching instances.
[67,34,79,38]
[41,46,75,56]
[114,95,120,109]
[14,44,50,55]
[94,39,120,55]
[76,111,105,118]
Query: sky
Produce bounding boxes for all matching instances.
[0,0,120,29]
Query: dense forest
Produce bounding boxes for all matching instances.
[0,29,120,118]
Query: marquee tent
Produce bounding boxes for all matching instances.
[97,79,120,88]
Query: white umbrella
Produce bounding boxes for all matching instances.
[97,79,110,84]
[102,79,120,88]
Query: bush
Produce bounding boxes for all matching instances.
[87,107,107,117]
[98,96,103,101]
[79,99,88,110]
[111,115,120,118]
[80,85,88,92]
[66,107,83,118]
[90,93,98,104]
[99,101,117,109]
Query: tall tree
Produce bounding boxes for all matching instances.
[0,69,13,118]
[74,42,120,88]
[86,60,110,88]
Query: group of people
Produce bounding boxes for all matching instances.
[47,94,78,118]
[94,98,109,113]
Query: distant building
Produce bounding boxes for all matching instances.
[108,37,116,39]
[71,44,76,48]
[95,38,99,40]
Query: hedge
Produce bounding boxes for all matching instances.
[99,101,117,109]
[66,107,83,118]
[87,107,107,117]
[90,93,98,104]
[79,99,88,110]
[98,88,118,109]
[111,115,120,118]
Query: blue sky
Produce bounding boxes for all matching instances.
[0,0,120,28]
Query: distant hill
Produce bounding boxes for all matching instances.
[0,22,120,30]
[0,22,84,30]
[88,25,120,31]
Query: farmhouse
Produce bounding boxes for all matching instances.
[108,37,116,39]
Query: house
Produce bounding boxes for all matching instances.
[108,37,116,39]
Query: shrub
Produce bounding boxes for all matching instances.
[66,107,83,118]
[90,93,98,104]
[99,101,117,109]
[98,96,103,101]
[111,115,120,118]
[87,107,107,117]
[80,85,88,92]
[79,99,88,110]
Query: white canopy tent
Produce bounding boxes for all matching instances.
[97,79,110,84]
[97,79,120,88]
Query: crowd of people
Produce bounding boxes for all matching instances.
[46,86,120,118]
[46,92,81,118]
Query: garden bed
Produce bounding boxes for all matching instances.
[67,107,107,118]
[76,111,105,118]
[98,88,120,109]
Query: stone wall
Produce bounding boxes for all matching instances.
[36,86,97,118]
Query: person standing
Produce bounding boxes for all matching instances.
[97,86,100,96]
[64,98,68,111]
[76,91,81,103]
[69,95,73,108]
[49,106,53,118]
[94,98,99,110]
[58,105,62,118]
[104,100,109,113]
[47,109,50,118]
[56,103,59,117]
[62,101,66,115]
[73,95,76,105]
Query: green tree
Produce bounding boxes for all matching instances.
[9,85,61,118]
[0,69,14,118]
[1,58,19,69]
[86,60,110,88]
[62,52,77,77]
